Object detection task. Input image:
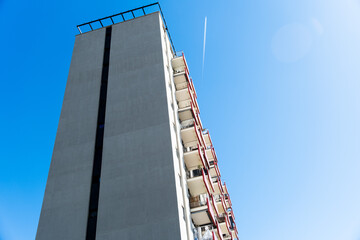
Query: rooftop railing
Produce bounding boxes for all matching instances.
[76,2,176,54]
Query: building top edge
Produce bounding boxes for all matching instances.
[76,2,176,53]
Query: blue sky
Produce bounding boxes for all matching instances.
[1,0,360,239]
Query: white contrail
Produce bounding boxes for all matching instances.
[202,16,207,80]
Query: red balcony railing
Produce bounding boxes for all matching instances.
[187,83,198,110]
[181,120,205,149]
[207,171,215,193]
[189,77,198,102]
[194,124,206,148]
[202,169,212,195]
[215,177,225,195]
[225,214,232,238]
[212,231,218,240]
[220,194,228,213]
[210,160,221,178]
[203,148,211,169]
[210,195,220,219]
[210,147,218,163]
[198,145,207,169]
[181,53,200,113]
[207,198,217,226]
[203,129,214,148]
[216,223,224,240]
[223,182,229,195]
[201,147,211,169]
[229,208,236,221]
[191,101,202,130]
[224,190,232,208]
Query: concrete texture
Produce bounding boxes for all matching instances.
[36,28,106,240]
[96,13,182,239]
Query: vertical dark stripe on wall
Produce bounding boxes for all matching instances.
[86,26,112,240]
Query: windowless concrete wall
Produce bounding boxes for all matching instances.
[36,28,106,239]
[96,13,181,239]
[36,12,183,240]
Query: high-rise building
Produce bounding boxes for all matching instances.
[36,3,238,240]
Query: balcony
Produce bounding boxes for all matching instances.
[215,195,229,215]
[171,54,196,93]
[180,119,205,149]
[223,182,229,195]
[196,226,222,240]
[228,208,236,222]
[190,198,217,226]
[187,169,214,196]
[203,129,214,149]
[229,226,238,240]
[205,147,220,177]
[217,213,232,239]
[214,223,225,240]
[171,55,188,87]
[227,221,238,240]
[189,194,207,208]
[210,194,221,219]
[209,160,221,178]
[230,229,238,240]
[172,54,199,113]
[178,101,202,130]
[183,145,208,170]
[175,82,199,113]
[205,147,217,162]
[213,177,225,195]
[224,193,232,208]
[228,209,238,239]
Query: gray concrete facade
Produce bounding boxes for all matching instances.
[36,28,106,239]
[96,13,181,239]
[37,12,183,240]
